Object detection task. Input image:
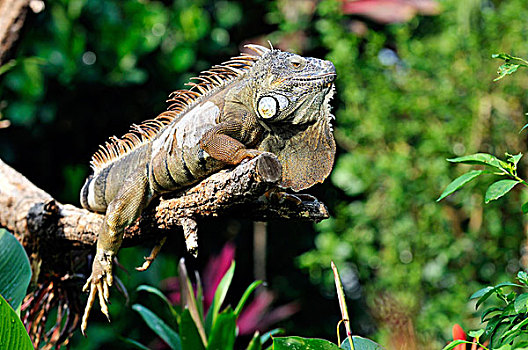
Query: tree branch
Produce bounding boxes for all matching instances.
[0,154,328,253]
[0,0,31,65]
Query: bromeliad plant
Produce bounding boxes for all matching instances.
[125,255,384,350]
[125,257,276,350]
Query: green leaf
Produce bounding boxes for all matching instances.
[522,202,528,214]
[136,284,179,322]
[206,307,236,350]
[447,153,502,168]
[179,258,207,345]
[132,304,182,350]
[494,63,520,81]
[470,286,494,300]
[468,329,485,339]
[341,336,385,349]
[180,309,206,350]
[437,170,483,201]
[272,336,341,350]
[205,260,235,334]
[485,180,520,203]
[441,340,477,350]
[515,293,528,313]
[481,307,502,322]
[507,152,523,166]
[120,337,151,350]
[0,294,33,350]
[0,229,32,313]
[518,271,528,285]
[235,280,263,317]
[261,329,283,345]
[247,331,262,350]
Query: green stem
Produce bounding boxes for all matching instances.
[331,261,354,349]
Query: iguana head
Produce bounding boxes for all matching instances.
[246,45,337,192]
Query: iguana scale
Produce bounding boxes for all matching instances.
[79,44,336,334]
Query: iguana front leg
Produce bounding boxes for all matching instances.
[81,171,151,335]
[200,119,265,164]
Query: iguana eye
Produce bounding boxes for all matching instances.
[257,96,278,119]
[288,56,305,69]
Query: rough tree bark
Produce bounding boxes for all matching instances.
[0,0,30,63]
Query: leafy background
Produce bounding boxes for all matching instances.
[1,0,528,348]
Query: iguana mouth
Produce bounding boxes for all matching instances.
[290,72,336,86]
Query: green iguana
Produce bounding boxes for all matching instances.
[79,44,336,334]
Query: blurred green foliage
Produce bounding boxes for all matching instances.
[3,0,528,348]
[296,0,528,347]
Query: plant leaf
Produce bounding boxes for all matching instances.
[441,340,479,350]
[132,304,182,350]
[506,152,523,166]
[235,280,263,317]
[470,286,494,300]
[260,328,283,345]
[206,307,237,350]
[272,336,341,350]
[180,309,206,350]
[437,170,483,201]
[485,180,520,203]
[179,258,207,346]
[205,260,235,334]
[0,294,33,350]
[120,337,151,350]
[0,229,32,313]
[514,293,528,313]
[136,284,179,322]
[341,336,385,349]
[447,153,502,168]
[468,329,485,339]
[523,202,528,214]
[246,331,262,350]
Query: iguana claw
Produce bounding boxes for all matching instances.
[81,251,114,336]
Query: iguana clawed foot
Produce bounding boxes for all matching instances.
[81,251,114,336]
[264,188,317,205]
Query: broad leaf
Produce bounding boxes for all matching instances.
[522,202,528,214]
[470,286,494,300]
[206,307,236,350]
[341,336,385,349]
[447,153,502,168]
[132,304,182,350]
[437,170,483,202]
[205,260,235,334]
[515,293,528,313]
[485,180,520,203]
[272,336,341,350]
[180,309,205,350]
[0,229,32,313]
[0,293,33,350]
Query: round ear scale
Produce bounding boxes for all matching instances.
[257,96,278,119]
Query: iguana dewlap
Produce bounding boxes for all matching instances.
[79,44,336,334]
